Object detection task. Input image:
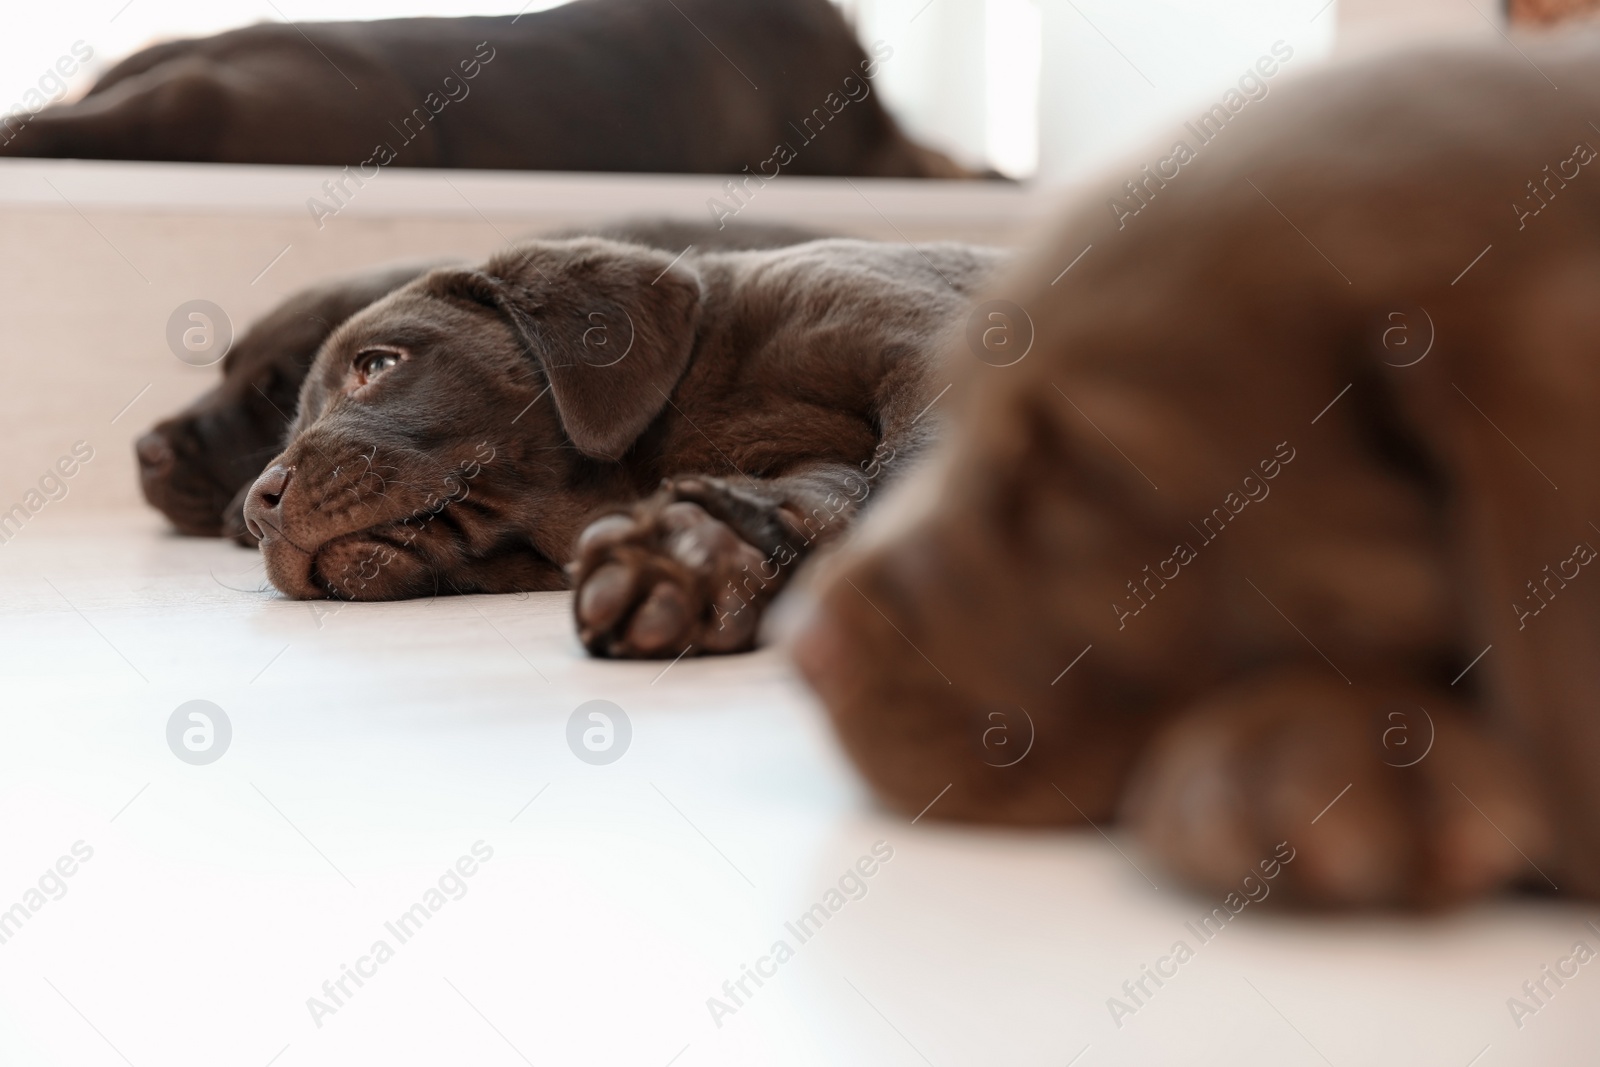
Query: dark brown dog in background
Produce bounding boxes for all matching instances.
[136,220,829,543]
[238,235,999,656]
[137,262,439,542]
[794,34,1600,907]
[0,0,974,179]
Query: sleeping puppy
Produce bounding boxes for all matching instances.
[242,236,1001,656]
[137,220,829,542]
[0,0,972,179]
[793,33,1600,907]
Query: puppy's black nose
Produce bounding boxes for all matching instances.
[135,431,174,474]
[243,464,294,543]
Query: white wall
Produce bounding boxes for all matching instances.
[837,0,1041,178]
[853,0,1507,183]
[1334,0,1499,56]
[1034,0,1337,185]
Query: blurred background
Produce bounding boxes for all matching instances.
[0,0,1516,516]
[0,0,1514,512]
[3,0,1516,185]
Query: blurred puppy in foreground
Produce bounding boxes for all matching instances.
[794,31,1600,907]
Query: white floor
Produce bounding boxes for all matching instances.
[0,511,1595,1067]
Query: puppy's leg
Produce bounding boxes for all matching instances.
[1,47,407,166]
[1121,668,1553,907]
[571,464,870,658]
[0,58,230,161]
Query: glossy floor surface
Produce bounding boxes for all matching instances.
[0,512,1595,1067]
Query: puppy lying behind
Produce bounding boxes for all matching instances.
[243,236,1000,656]
[0,0,973,179]
[138,263,439,540]
[794,33,1600,907]
[137,221,828,542]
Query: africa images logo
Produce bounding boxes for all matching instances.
[566,700,631,765]
[166,701,231,766]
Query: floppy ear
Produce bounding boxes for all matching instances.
[471,239,704,461]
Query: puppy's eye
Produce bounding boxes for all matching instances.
[353,347,404,385]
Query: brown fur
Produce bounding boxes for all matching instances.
[242,236,1001,657]
[793,33,1600,907]
[0,0,975,179]
[1509,0,1600,25]
[136,220,831,541]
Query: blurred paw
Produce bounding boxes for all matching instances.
[1121,669,1553,908]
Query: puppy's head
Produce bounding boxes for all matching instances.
[136,265,432,538]
[244,238,703,601]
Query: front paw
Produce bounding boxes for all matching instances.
[570,480,784,658]
[1121,669,1553,908]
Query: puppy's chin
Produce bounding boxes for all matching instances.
[261,531,440,601]
[258,537,323,600]
[312,535,438,601]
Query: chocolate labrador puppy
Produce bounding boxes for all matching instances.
[137,220,829,541]
[242,236,1000,655]
[793,33,1600,907]
[0,0,972,179]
